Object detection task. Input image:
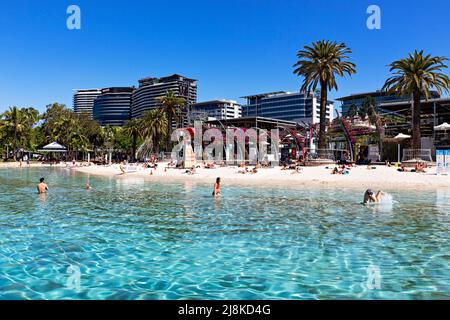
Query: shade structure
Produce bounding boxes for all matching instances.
[392,133,412,141]
[434,122,450,131]
[392,133,411,163]
[37,142,67,153]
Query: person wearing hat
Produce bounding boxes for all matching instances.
[363,189,384,204]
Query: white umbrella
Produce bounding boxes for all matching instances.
[434,122,450,131]
[392,133,411,163]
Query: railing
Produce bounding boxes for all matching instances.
[305,148,350,162]
[402,149,433,162]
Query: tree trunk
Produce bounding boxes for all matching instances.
[318,81,328,156]
[13,127,17,161]
[132,132,137,162]
[166,112,172,152]
[412,91,421,155]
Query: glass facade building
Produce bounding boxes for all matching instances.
[93,87,134,126]
[191,99,242,121]
[337,90,441,116]
[131,74,197,120]
[73,89,102,118]
[242,91,334,124]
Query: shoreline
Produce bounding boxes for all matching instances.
[2,162,449,190]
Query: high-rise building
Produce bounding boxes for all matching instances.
[191,99,242,121]
[93,87,134,126]
[336,90,441,116]
[131,74,197,119]
[73,89,102,118]
[242,91,334,124]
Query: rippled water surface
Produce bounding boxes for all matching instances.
[0,168,449,299]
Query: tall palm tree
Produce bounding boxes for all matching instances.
[383,50,450,151]
[141,109,168,155]
[156,90,186,151]
[293,40,356,153]
[124,119,142,161]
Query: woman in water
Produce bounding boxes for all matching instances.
[212,177,221,196]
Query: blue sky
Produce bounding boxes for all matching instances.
[1,0,450,113]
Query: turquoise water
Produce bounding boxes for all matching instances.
[0,168,449,300]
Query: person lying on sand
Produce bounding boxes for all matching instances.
[414,163,427,173]
[397,164,411,172]
[36,178,49,194]
[363,189,385,204]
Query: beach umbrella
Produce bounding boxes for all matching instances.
[392,133,411,163]
[434,122,450,131]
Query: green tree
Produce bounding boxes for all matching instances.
[141,108,168,155]
[347,104,358,118]
[156,90,186,151]
[0,106,39,160]
[123,119,142,161]
[293,40,356,152]
[383,50,450,150]
[362,96,385,159]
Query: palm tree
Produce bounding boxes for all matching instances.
[293,40,356,153]
[362,96,385,160]
[1,107,26,160]
[156,90,186,151]
[124,119,142,161]
[347,104,358,119]
[383,50,450,151]
[141,109,168,155]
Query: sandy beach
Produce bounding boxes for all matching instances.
[3,160,447,190]
[2,161,449,190]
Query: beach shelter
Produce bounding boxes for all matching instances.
[434,122,450,131]
[37,142,67,153]
[392,133,411,163]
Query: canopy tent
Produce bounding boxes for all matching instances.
[37,142,67,153]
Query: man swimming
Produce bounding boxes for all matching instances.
[36,177,49,194]
[363,189,384,204]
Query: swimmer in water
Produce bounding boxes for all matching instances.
[363,189,385,204]
[212,177,221,196]
[86,182,92,190]
[36,177,49,194]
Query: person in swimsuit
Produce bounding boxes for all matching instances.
[36,178,49,194]
[212,177,221,196]
[363,189,384,204]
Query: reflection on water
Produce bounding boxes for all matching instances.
[0,167,449,300]
[436,189,450,215]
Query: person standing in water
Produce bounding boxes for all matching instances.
[36,178,49,194]
[212,177,221,196]
[363,189,384,204]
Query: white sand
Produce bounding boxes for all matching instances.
[2,161,449,190]
[65,162,450,190]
